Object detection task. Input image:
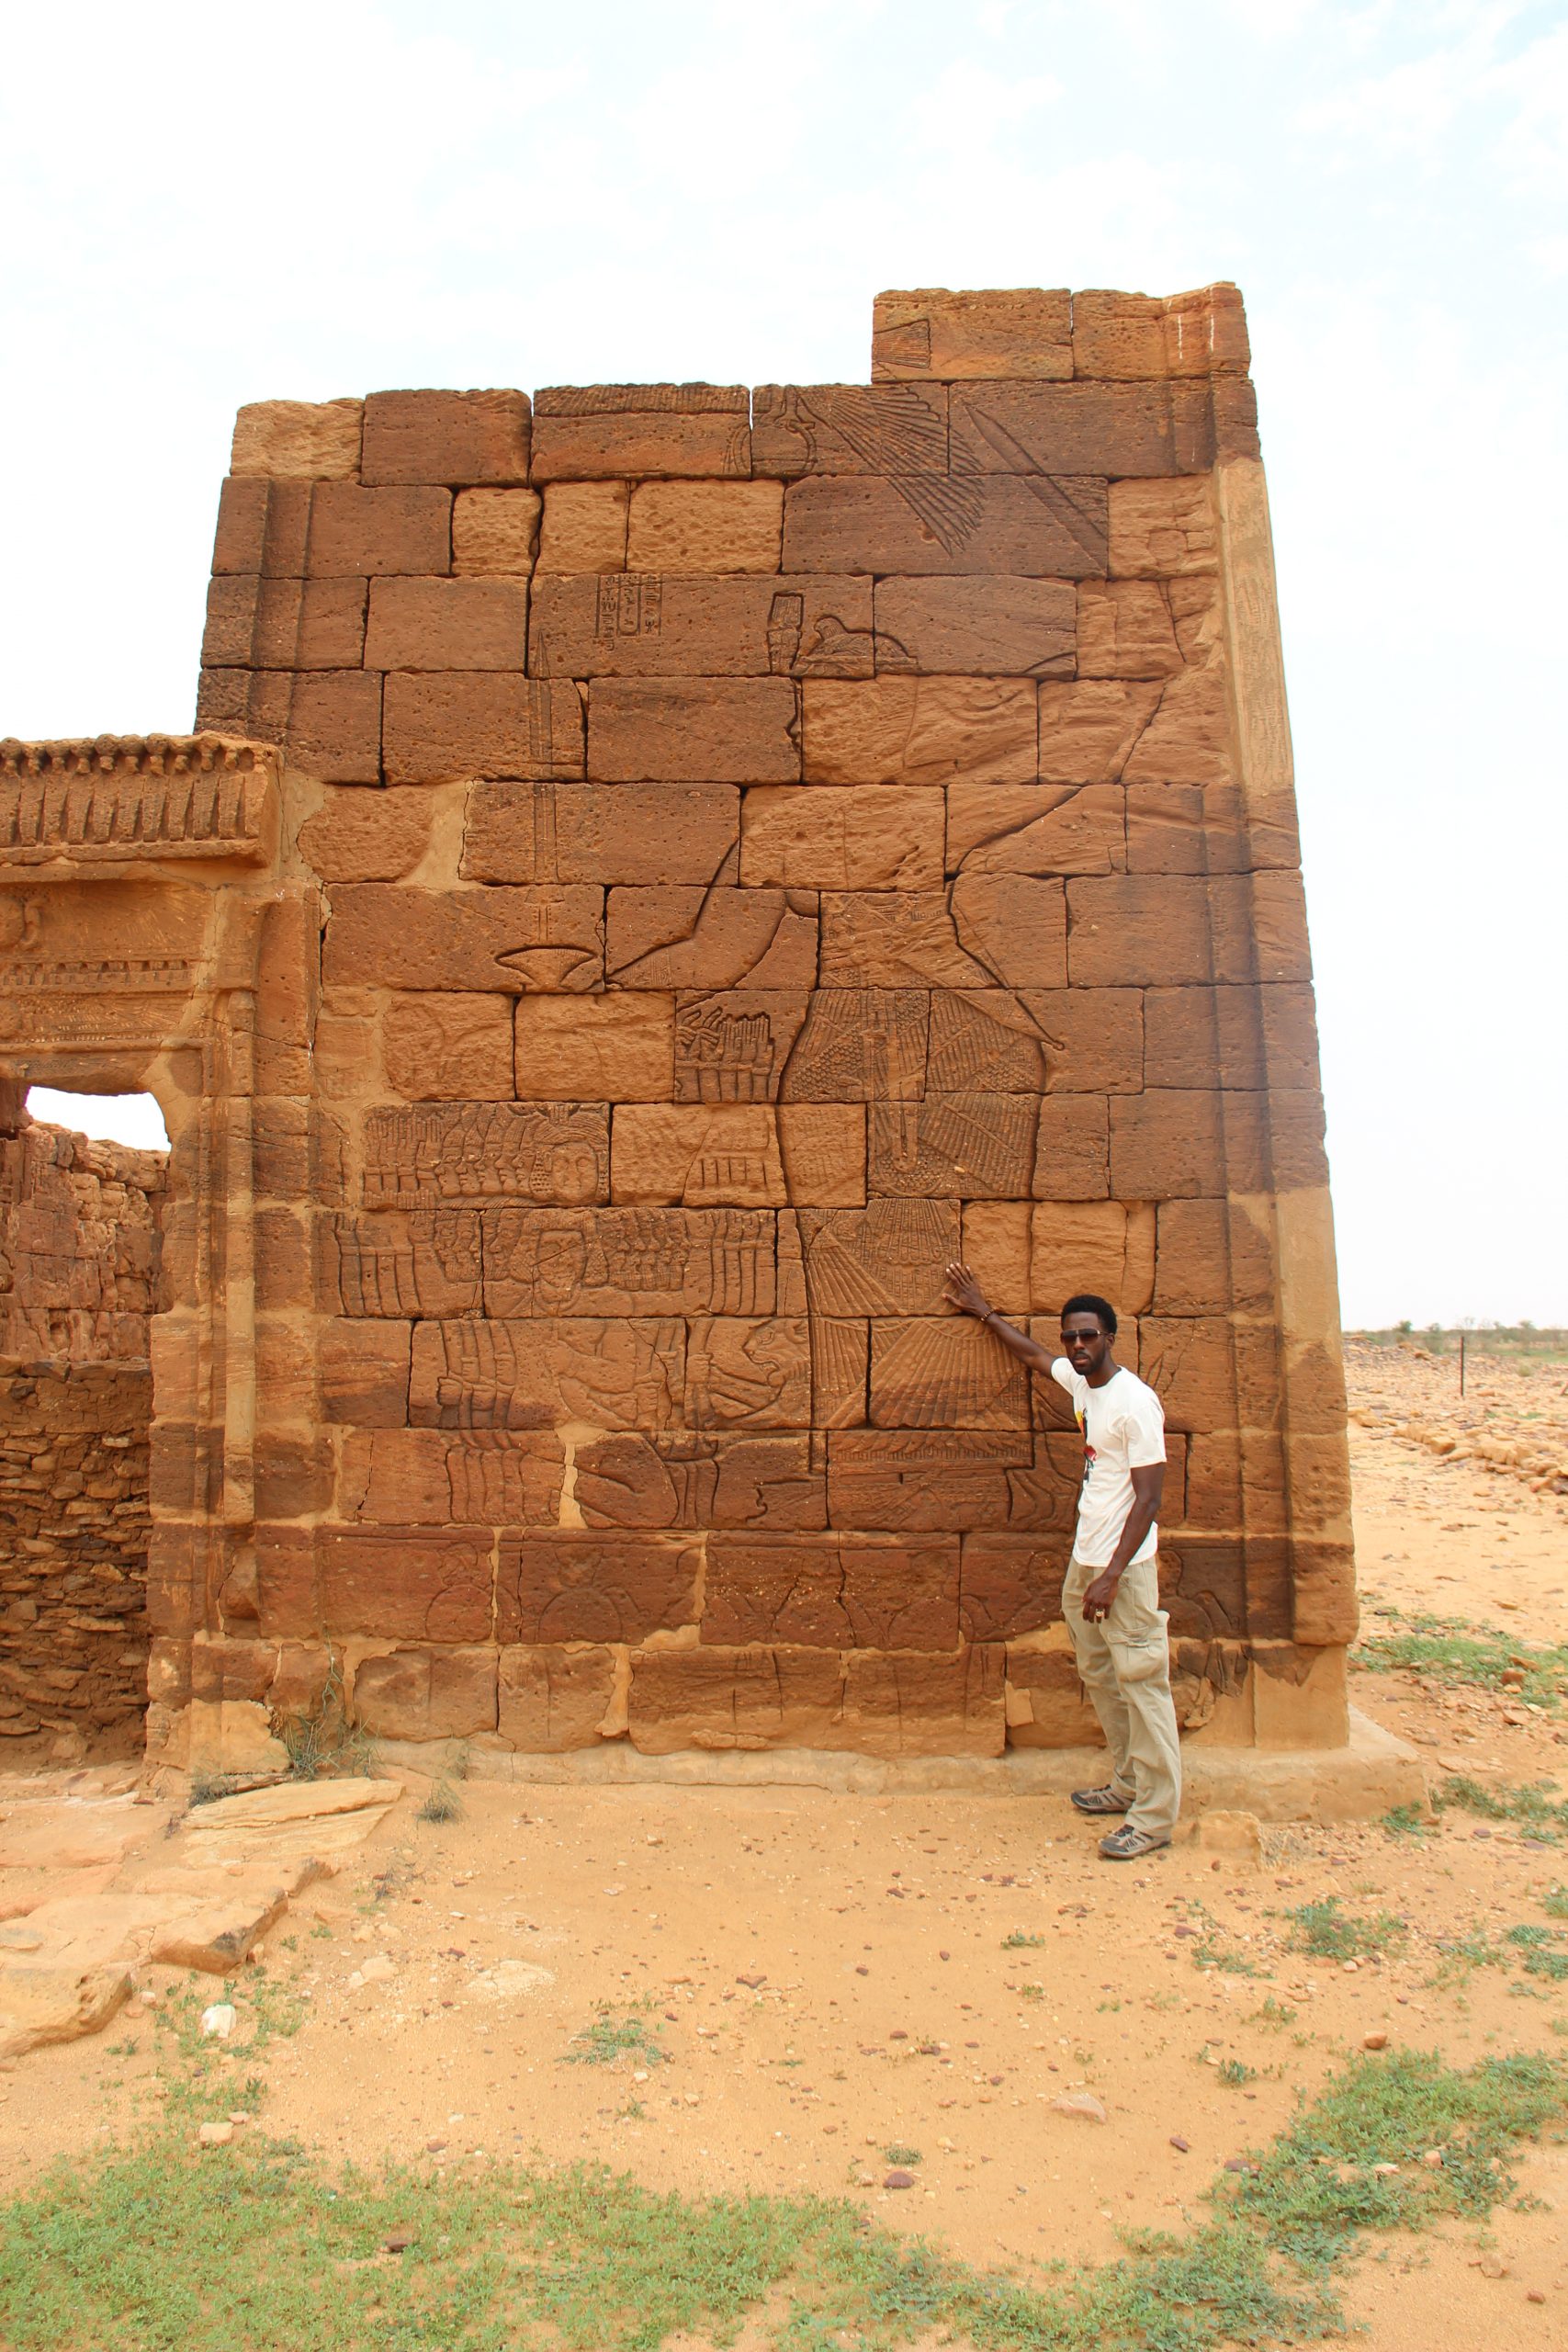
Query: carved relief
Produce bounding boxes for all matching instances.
[362,1104,609,1210]
[484,1206,774,1317]
[868,1093,1038,1198]
[673,992,809,1102]
[0,741,274,867]
[685,1317,811,1429]
[869,1318,1032,1429]
[327,1209,482,1317]
[411,1317,685,1431]
[498,1533,701,1644]
[798,1199,957,1317]
[780,989,929,1102]
[925,992,1046,1093]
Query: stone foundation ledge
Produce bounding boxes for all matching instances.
[371,1707,1423,1825]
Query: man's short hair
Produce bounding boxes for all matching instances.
[1060,1292,1118,1336]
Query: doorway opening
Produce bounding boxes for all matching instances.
[0,1087,170,1759]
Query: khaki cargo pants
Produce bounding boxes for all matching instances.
[1062,1554,1181,1840]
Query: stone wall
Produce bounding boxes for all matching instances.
[0,1122,164,1745]
[12,278,1351,1773]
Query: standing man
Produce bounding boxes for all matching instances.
[942,1263,1179,1860]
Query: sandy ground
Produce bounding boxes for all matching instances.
[2,1346,1566,2349]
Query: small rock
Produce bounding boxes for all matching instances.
[426,2136,447,2153]
[1420,2148,1444,2170]
[938,1949,951,1961]
[1479,2253,1509,2279]
[1169,2134,1190,2153]
[200,2003,236,2040]
[227,2110,251,2126]
[1371,2162,1399,2177]
[1050,2092,1108,2123]
[1340,1960,1359,1973]
[384,2233,412,2254]
[358,1952,396,1983]
[735,1971,766,1989]
[1528,2290,1546,2303]
[197,2120,233,2147]
[889,2029,908,2041]
[884,2168,916,2189]
[854,1964,869,1976]
[1362,2031,1388,2051]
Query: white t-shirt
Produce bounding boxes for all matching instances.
[1050,1360,1166,1568]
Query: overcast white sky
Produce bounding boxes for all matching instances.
[3,0,1564,1325]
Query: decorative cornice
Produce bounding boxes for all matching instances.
[0,736,277,868]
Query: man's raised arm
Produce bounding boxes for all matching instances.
[942,1261,1057,1378]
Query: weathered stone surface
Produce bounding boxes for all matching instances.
[802,678,1035,785]
[531,573,870,677]
[1032,1201,1156,1316]
[625,481,784,572]
[482,1206,775,1317]
[360,1102,609,1208]
[873,576,1075,677]
[231,398,362,480]
[317,1528,496,1642]
[626,1645,845,1753]
[298,786,434,881]
[1035,680,1163,784]
[452,488,541,575]
[949,382,1209,478]
[324,884,604,994]
[872,288,1073,381]
[841,1645,1005,1756]
[461,782,738,887]
[202,575,367,671]
[1108,479,1216,577]
[740,786,943,890]
[531,385,750,481]
[588,678,798,783]
[382,673,584,783]
[870,1091,1038,1200]
[360,389,530,486]
[1143,983,1322,1091]
[351,1647,498,1739]
[340,1427,563,1524]
[497,1645,617,1748]
[498,1534,701,1643]
[945,782,1122,877]
[384,993,515,1099]
[305,482,452,577]
[949,875,1068,988]
[196,668,382,784]
[411,1317,686,1432]
[750,385,948,475]
[703,1534,960,1649]
[819,893,993,989]
[536,481,628,573]
[514,994,672,1101]
[573,1431,824,1530]
[1076,581,1182,677]
[606,887,818,990]
[612,1105,865,1207]
[783,475,1108,578]
[366,578,528,670]
[1066,876,1312,989]
[870,1317,1032,1428]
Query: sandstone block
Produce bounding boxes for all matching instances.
[740,786,942,890]
[612,1104,865,1207]
[1035,680,1163,784]
[384,993,515,1100]
[411,1317,682,1432]
[340,1428,563,1525]
[382,673,584,783]
[360,389,530,485]
[870,1317,1031,1429]
[323,884,603,994]
[1020,988,1144,1093]
[824,1429,1073,1535]
[840,1645,1005,1757]
[1154,1199,1276,1317]
[783,475,1108,578]
[750,384,948,475]
[575,1432,824,1532]
[304,482,452,577]
[365,578,527,671]
[461,782,738,886]
[352,1647,499,1740]
[1120,665,1233,786]
[1108,480,1216,578]
[587,678,798,784]
[515,994,673,1100]
[536,481,629,573]
[1030,1095,1111,1200]
[480,1207,775,1317]
[945,872,1068,989]
[960,1536,1070,1641]
[627,1645,845,1753]
[1108,1091,1262,1200]
[924,989,1046,1093]
[872,576,1075,678]
[1071,290,1166,380]
[945,781,1122,877]
[797,1200,958,1311]
[1075,581,1182,678]
[959,1201,1032,1312]
[319,1318,411,1424]
[1031,1201,1156,1317]
[626,481,784,572]
[318,1527,495,1643]
[361,1102,609,1211]
[201,575,367,671]
[803,677,1035,786]
[703,1534,960,1650]
[498,1534,700,1644]
[872,288,1073,381]
[607,885,818,990]
[869,1093,1038,1199]
[297,786,434,883]
[820,893,993,989]
[1003,1638,1101,1746]
[211,475,310,576]
[1143,983,1321,1092]
[1161,285,1251,379]
[195,669,381,785]
[497,1645,618,1748]
[950,382,1204,478]
[230,398,363,480]
[1291,1543,1358,1648]
[531,385,750,481]
[1067,876,1311,989]
[531,573,872,679]
[452,487,541,575]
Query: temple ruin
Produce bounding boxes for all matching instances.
[0,283,1357,1780]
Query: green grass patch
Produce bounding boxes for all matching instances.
[1356,1612,1568,1711]
[882,2143,921,2168]
[0,2050,1562,2352]
[1544,1884,1568,1919]
[999,1930,1044,1950]
[1382,1803,1433,1840]
[1285,1897,1405,1963]
[1505,1926,1568,1983]
[563,2006,669,2069]
[1437,1774,1568,1843]
[1217,2059,1258,2088]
